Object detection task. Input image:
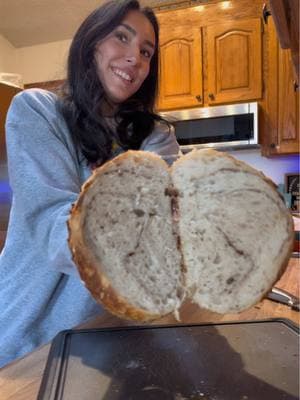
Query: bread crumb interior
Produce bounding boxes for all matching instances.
[172,153,292,313]
[83,155,183,315]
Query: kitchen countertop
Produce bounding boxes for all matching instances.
[0,257,299,400]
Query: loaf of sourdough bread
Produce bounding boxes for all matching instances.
[68,149,294,321]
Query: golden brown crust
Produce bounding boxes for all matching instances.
[68,151,169,322]
[266,209,294,289]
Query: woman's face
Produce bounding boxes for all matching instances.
[94,10,156,105]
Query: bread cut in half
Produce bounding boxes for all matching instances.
[68,151,184,321]
[68,149,294,321]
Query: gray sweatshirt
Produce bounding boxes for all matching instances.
[0,89,179,367]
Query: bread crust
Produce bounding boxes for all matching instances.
[266,213,294,293]
[68,151,170,322]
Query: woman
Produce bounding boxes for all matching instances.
[0,0,179,367]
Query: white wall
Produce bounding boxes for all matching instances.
[228,148,299,185]
[0,35,70,84]
[0,34,18,74]
[16,39,71,84]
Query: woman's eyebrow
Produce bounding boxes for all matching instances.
[120,23,155,49]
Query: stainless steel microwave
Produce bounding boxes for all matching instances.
[160,102,258,152]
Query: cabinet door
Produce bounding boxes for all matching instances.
[206,18,262,104]
[277,48,299,153]
[157,27,202,110]
[263,18,299,155]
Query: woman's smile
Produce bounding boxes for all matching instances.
[111,67,134,83]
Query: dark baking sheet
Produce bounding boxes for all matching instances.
[38,319,299,400]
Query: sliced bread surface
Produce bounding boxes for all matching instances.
[171,149,294,313]
[68,151,183,321]
[68,149,294,321]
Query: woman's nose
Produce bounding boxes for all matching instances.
[125,47,140,65]
[126,55,137,64]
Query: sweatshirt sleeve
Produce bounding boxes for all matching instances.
[140,120,181,161]
[5,89,83,277]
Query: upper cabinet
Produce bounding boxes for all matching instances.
[277,48,299,154]
[262,17,299,156]
[157,27,203,110]
[268,0,299,83]
[156,0,299,156]
[206,18,262,105]
[157,7,262,110]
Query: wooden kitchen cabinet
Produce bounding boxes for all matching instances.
[268,0,299,83]
[277,49,299,153]
[262,18,299,156]
[156,7,262,110]
[157,26,203,110]
[206,18,262,105]
[154,0,298,155]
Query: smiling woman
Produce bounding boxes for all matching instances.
[94,10,156,104]
[59,0,176,166]
[0,0,179,368]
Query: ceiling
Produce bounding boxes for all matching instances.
[0,0,199,48]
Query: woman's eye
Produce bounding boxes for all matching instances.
[141,49,152,59]
[115,32,128,43]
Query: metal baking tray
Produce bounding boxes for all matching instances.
[38,319,299,400]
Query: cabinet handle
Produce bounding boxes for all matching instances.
[270,143,276,149]
[208,93,215,101]
[195,95,202,102]
[262,3,271,24]
[294,81,299,92]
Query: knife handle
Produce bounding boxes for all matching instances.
[267,287,300,311]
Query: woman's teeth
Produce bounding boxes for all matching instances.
[112,68,132,82]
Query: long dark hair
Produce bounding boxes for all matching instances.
[59,0,165,165]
